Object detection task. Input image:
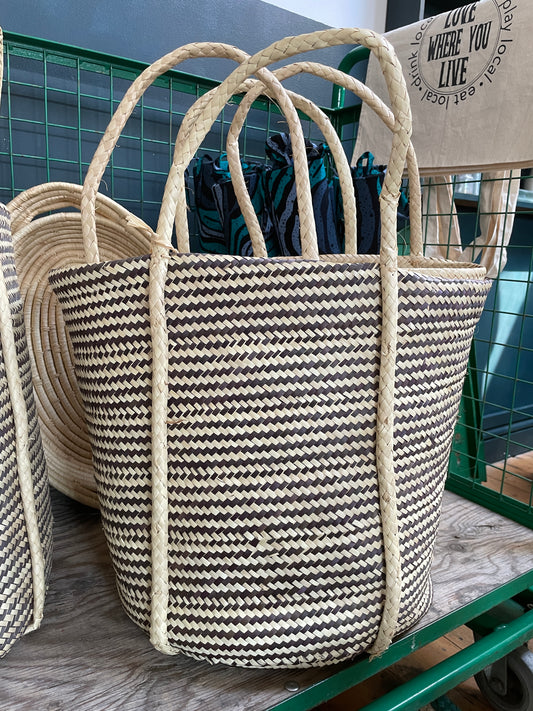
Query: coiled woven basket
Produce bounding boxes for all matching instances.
[49,28,491,668]
[7,183,153,508]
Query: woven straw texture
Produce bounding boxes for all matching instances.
[8,184,152,508]
[49,28,492,667]
[0,203,53,657]
[50,253,490,667]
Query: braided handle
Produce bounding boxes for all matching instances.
[157,28,412,266]
[221,61,422,257]
[226,73,358,255]
[81,43,249,263]
[272,61,421,256]
[81,42,315,262]
[172,72,357,256]
[0,213,47,632]
[166,73,317,258]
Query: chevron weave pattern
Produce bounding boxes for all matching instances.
[49,28,492,667]
[50,252,490,667]
[0,203,53,657]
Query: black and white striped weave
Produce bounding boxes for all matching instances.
[50,251,490,667]
[0,204,53,657]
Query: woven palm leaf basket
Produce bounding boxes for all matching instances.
[0,201,53,657]
[6,183,153,508]
[48,28,492,668]
[0,27,53,656]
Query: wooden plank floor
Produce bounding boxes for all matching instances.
[1,482,532,710]
[484,450,533,505]
[319,451,533,711]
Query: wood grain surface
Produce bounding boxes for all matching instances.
[1,488,532,711]
[485,450,533,504]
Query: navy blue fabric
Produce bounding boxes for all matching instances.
[192,154,278,256]
[352,151,386,254]
[190,140,410,259]
[264,133,342,256]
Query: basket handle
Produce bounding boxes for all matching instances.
[225,73,356,255]
[0,25,47,633]
[149,30,412,658]
[222,62,422,258]
[157,28,412,266]
[81,42,312,262]
[171,59,422,257]
[172,72,357,256]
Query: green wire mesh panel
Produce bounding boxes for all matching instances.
[423,173,533,528]
[0,32,327,235]
[333,46,533,529]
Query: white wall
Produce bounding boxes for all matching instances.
[261,0,387,32]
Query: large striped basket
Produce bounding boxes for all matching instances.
[49,29,491,668]
[0,200,53,657]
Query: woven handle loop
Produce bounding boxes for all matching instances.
[226,73,357,256]
[221,61,422,257]
[81,43,248,263]
[81,42,313,262]
[172,71,357,255]
[158,28,412,266]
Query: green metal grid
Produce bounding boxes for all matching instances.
[0,31,339,232]
[423,172,533,529]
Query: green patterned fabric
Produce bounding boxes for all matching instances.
[192,154,278,256]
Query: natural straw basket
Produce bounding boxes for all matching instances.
[7,49,422,512]
[8,184,153,508]
[49,29,491,667]
[0,27,53,657]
